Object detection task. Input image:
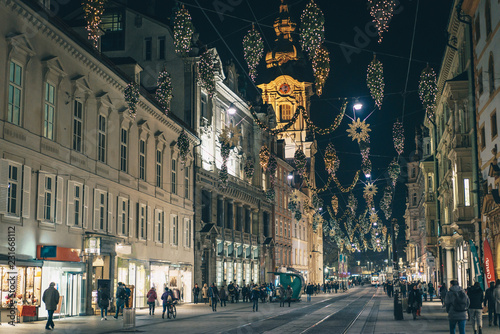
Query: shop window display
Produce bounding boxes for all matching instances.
[1,266,42,308]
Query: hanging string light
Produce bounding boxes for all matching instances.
[124,82,140,118]
[242,24,264,82]
[380,185,393,220]
[259,146,270,171]
[366,54,385,109]
[392,119,404,155]
[324,143,340,176]
[83,0,106,48]
[173,5,194,56]
[155,69,173,113]
[299,0,325,59]
[312,45,330,96]
[197,49,217,99]
[302,101,347,135]
[419,64,438,119]
[388,158,400,187]
[244,157,255,179]
[294,148,307,176]
[177,131,190,165]
[367,0,397,43]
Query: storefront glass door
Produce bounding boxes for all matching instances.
[64,272,82,316]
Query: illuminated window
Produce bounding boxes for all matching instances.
[280,104,292,121]
[8,61,22,125]
[464,178,471,207]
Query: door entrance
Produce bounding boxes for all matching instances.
[63,272,83,316]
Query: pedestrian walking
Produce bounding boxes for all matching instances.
[467,282,483,334]
[228,282,235,303]
[251,284,260,312]
[114,282,126,319]
[423,282,428,302]
[209,283,218,312]
[408,284,422,320]
[193,283,200,304]
[202,283,209,304]
[285,285,293,307]
[161,287,173,319]
[278,285,285,307]
[147,287,157,315]
[98,286,110,320]
[124,285,131,308]
[445,280,470,334]
[440,283,448,306]
[493,279,500,329]
[242,285,249,302]
[428,282,435,302]
[42,282,60,330]
[485,281,496,326]
[219,284,227,307]
[306,283,314,302]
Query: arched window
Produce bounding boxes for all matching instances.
[489,53,495,95]
[485,0,492,37]
[280,104,292,121]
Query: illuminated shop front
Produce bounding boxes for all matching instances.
[0,265,42,311]
[117,258,149,308]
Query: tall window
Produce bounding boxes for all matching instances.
[8,61,23,125]
[492,111,498,138]
[139,139,146,180]
[474,14,481,42]
[118,197,129,236]
[120,128,128,172]
[144,37,152,61]
[184,167,190,199]
[464,178,471,207]
[101,10,125,51]
[171,159,177,194]
[156,149,162,187]
[43,175,55,221]
[485,0,492,37]
[158,37,166,60]
[138,203,146,240]
[280,104,292,121]
[201,93,207,119]
[98,115,106,163]
[98,192,106,230]
[7,163,21,216]
[67,181,83,227]
[184,218,192,248]
[489,54,495,95]
[43,82,56,140]
[480,126,486,150]
[428,174,433,191]
[72,101,83,152]
[478,69,484,95]
[155,209,164,243]
[171,214,178,246]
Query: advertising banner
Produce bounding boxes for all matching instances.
[484,239,496,285]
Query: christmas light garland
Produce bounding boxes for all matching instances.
[419,65,438,119]
[242,24,264,82]
[300,0,325,59]
[366,55,384,109]
[259,146,270,171]
[312,45,330,96]
[392,120,404,155]
[83,0,106,48]
[367,0,397,43]
[380,185,393,220]
[155,69,173,113]
[197,49,217,99]
[173,6,194,56]
[294,148,307,176]
[333,171,360,193]
[124,82,140,118]
[177,131,190,165]
[324,143,340,176]
[388,158,400,186]
[244,157,255,179]
[302,101,347,135]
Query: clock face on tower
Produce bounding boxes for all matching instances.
[279,83,291,95]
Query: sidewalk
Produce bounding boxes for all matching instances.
[354,287,497,334]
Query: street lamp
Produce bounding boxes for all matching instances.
[353,99,363,111]
[227,103,236,115]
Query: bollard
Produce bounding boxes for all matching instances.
[123,307,135,329]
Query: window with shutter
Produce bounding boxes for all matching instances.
[55,176,64,224]
[83,185,89,229]
[107,193,114,234]
[22,165,31,218]
[37,172,56,223]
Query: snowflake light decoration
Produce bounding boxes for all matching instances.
[219,124,241,148]
[364,182,378,198]
[347,118,371,143]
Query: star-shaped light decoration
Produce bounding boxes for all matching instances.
[347,118,371,144]
[369,212,379,224]
[219,124,241,148]
[363,182,378,198]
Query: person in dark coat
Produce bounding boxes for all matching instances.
[278,285,285,307]
[428,282,435,302]
[408,284,422,320]
[42,282,60,330]
[485,281,496,326]
[467,282,484,334]
[445,280,470,334]
[440,283,448,306]
[161,287,174,319]
[192,283,200,304]
[306,283,314,302]
[114,282,126,319]
[285,285,293,307]
[251,284,260,312]
[98,286,110,320]
[208,283,219,312]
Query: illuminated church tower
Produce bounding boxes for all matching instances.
[258,0,323,284]
[257,0,316,187]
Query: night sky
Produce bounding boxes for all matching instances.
[171,0,453,266]
[62,0,454,265]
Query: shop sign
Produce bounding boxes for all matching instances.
[484,239,496,284]
[85,237,101,255]
[116,243,132,255]
[37,245,81,262]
